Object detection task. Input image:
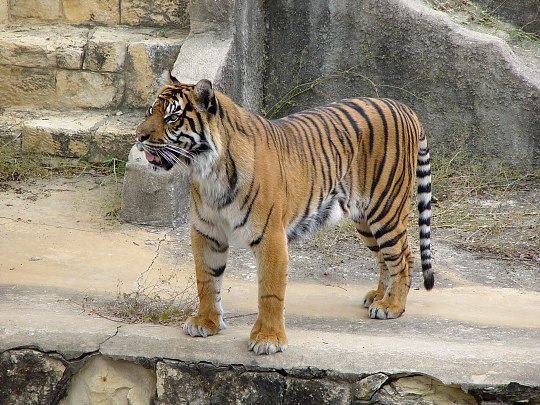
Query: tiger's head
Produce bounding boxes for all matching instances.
[136,73,218,171]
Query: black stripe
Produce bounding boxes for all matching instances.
[193,203,213,226]
[250,205,275,247]
[210,265,226,277]
[418,201,431,211]
[378,229,407,250]
[328,104,358,152]
[217,146,239,208]
[298,113,331,192]
[418,216,431,226]
[340,100,372,149]
[240,176,256,210]
[194,227,228,253]
[261,294,284,302]
[234,186,260,230]
[417,169,431,177]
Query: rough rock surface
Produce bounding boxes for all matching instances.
[0,349,66,405]
[0,25,187,110]
[1,350,537,404]
[59,355,156,405]
[173,0,540,169]
[6,0,189,26]
[121,146,191,227]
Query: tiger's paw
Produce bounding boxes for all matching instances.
[368,300,405,320]
[183,315,225,338]
[362,289,383,308]
[248,329,288,355]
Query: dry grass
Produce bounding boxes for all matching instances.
[103,273,197,325]
[426,0,540,44]
[428,149,540,266]
[0,142,126,182]
[78,237,198,325]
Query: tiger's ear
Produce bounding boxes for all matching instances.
[166,68,180,85]
[194,79,217,114]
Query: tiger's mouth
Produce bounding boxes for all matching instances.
[136,142,182,171]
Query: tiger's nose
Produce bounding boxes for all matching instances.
[136,130,150,143]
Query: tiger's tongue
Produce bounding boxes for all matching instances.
[144,151,158,162]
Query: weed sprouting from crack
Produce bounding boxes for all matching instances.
[78,234,198,325]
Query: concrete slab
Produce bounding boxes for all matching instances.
[1,176,539,395]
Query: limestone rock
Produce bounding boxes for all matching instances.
[10,0,61,21]
[352,373,389,401]
[62,0,119,25]
[156,361,286,405]
[0,66,57,109]
[371,374,477,405]
[21,113,104,157]
[283,378,350,405]
[59,355,156,405]
[0,25,88,69]
[91,112,141,162]
[56,70,124,109]
[124,33,187,108]
[121,0,189,28]
[84,27,148,73]
[0,349,66,405]
[0,0,8,23]
[468,381,540,404]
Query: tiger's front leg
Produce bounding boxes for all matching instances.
[183,226,228,337]
[249,223,288,355]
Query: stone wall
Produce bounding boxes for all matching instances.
[5,0,188,27]
[173,0,540,170]
[172,0,266,113]
[0,26,186,111]
[261,0,540,169]
[2,349,539,404]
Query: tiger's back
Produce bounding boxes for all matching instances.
[136,77,433,355]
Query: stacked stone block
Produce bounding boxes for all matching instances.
[0,0,189,162]
[5,0,188,27]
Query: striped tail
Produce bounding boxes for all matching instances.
[417,128,434,290]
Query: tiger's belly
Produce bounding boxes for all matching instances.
[285,190,364,241]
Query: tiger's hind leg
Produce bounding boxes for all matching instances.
[368,225,413,320]
[355,221,389,308]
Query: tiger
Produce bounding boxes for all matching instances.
[135,73,434,355]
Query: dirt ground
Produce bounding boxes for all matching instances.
[1,173,538,297]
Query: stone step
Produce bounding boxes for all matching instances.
[2,0,189,28]
[1,108,144,162]
[0,24,188,110]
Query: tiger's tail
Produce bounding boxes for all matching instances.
[417,128,434,290]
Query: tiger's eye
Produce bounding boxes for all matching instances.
[168,114,180,123]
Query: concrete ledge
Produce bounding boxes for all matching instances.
[1,299,539,404]
[172,31,233,86]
